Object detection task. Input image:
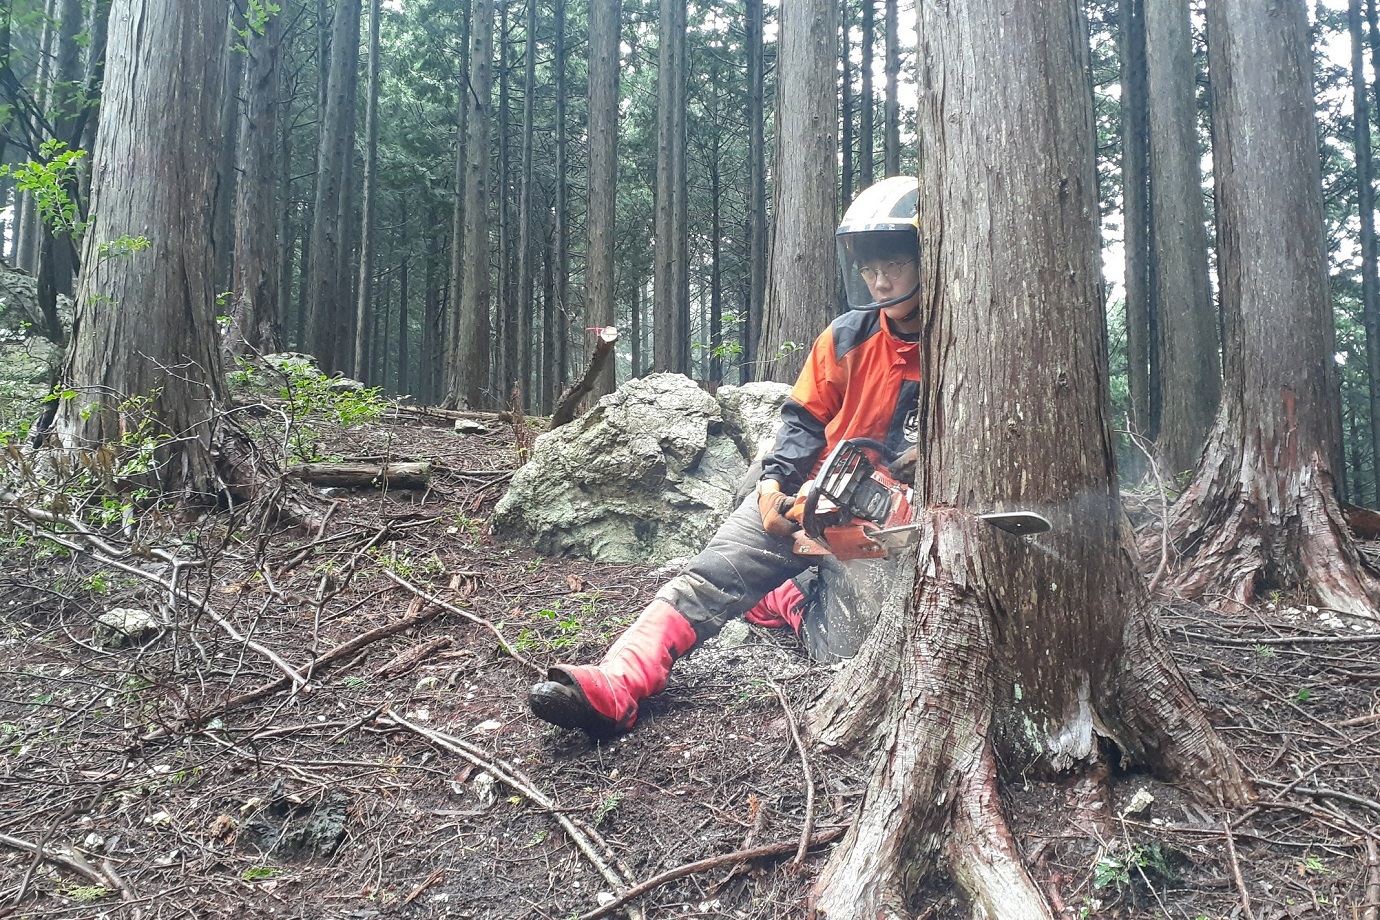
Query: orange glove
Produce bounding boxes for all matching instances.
[756,480,800,536]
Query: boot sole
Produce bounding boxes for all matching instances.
[529,681,621,737]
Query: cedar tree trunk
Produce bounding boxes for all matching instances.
[807,2,1251,915]
[1159,0,1380,617]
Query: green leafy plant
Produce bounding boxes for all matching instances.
[1,140,87,237]
[1295,687,1313,703]
[241,866,281,882]
[60,883,111,902]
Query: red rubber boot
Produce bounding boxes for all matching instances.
[744,579,806,633]
[528,600,697,736]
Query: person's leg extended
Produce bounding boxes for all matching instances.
[529,495,809,735]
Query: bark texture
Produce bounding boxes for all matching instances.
[1146,0,1219,476]
[583,0,620,401]
[1161,0,1380,617]
[652,0,688,375]
[1120,0,1152,443]
[56,0,229,497]
[757,0,838,384]
[808,2,1250,914]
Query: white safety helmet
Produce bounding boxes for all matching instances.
[836,176,920,311]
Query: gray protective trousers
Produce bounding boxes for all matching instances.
[654,493,897,662]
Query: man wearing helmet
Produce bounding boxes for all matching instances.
[529,177,922,737]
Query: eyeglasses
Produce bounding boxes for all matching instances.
[859,259,915,284]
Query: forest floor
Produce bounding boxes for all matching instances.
[2,398,1380,920]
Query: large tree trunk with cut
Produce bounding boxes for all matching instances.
[807,2,1251,915]
[757,0,838,384]
[1146,0,1219,476]
[582,0,620,401]
[1159,0,1380,617]
[55,0,237,499]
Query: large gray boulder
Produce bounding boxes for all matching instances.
[493,373,790,563]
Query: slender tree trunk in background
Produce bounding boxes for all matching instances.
[859,0,874,187]
[540,221,554,412]
[227,0,285,357]
[57,0,249,498]
[296,196,313,350]
[305,0,362,374]
[334,50,361,375]
[14,0,56,277]
[583,0,620,400]
[424,201,443,403]
[758,0,837,383]
[76,0,111,205]
[214,11,243,295]
[497,3,514,401]
[353,0,381,378]
[449,0,493,408]
[841,0,853,205]
[398,253,410,395]
[516,0,537,409]
[808,3,1251,914]
[1161,0,1380,617]
[552,0,569,410]
[709,133,723,385]
[744,0,766,383]
[1146,0,1219,476]
[882,0,899,176]
[653,0,688,374]
[277,103,295,344]
[378,274,391,387]
[1121,0,1152,445]
[1353,0,1380,503]
[446,90,466,402]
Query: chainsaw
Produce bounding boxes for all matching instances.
[786,439,1052,561]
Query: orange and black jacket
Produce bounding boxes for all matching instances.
[761,309,921,495]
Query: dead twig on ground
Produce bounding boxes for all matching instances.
[381,713,641,919]
[0,832,118,894]
[382,569,541,675]
[771,681,817,867]
[574,827,847,920]
[1222,819,1256,920]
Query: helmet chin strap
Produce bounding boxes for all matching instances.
[851,281,921,314]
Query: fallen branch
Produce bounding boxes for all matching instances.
[551,326,618,429]
[1366,838,1380,920]
[1222,820,1256,920]
[772,681,817,867]
[382,713,641,919]
[575,827,847,920]
[0,831,116,891]
[382,569,542,675]
[373,636,453,677]
[287,461,431,490]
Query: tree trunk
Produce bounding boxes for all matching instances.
[56,0,238,499]
[496,3,514,401]
[424,201,443,403]
[757,0,837,383]
[583,0,620,400]
[213,9,243,295]
[398,252,410,396]
[1146,0,1218,476]
[1353,0,1380,503]
[652,0,688,375]
[448,0,493,408]
[808,1,1251,914]
[352,0,381,377]
[552,0,569,411]
[882,0,899,176]
[744,0,766,384]
[840,0,853,205]
[1121,0,1152,444]
[859,0,875,188]
[227,0,285,357]
[1160,0,1380,617]
[516,0,537,409]
[305,0,362,374]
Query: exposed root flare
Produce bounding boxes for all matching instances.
[1160,449,1380,619]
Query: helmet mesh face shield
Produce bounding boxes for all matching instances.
[836,177,920,311]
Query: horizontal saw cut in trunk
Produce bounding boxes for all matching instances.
[805,1,1253,916]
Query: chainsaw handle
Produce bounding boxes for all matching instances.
[799,481,824,539]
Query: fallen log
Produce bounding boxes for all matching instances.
[287,461,430,489]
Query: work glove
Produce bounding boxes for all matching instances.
[887,445,918,484]
[756,479,800,536]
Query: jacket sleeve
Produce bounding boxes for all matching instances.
[759,327,843,494]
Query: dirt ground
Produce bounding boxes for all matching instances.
[2,410,1379,920]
